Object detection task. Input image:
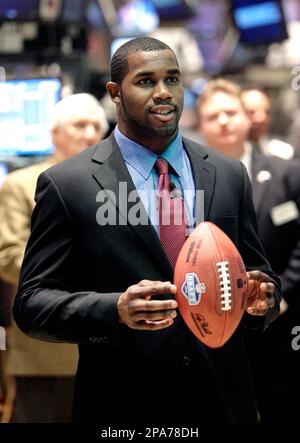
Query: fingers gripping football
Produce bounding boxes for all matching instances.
[117,280,178,330]
[246,270,276,316]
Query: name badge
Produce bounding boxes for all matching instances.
[270,201,299,226]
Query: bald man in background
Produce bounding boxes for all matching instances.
[0,93,108,422]
[196,79,300,423]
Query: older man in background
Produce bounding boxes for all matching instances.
[0,93,108,422]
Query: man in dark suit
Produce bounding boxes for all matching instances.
[196,78,300,423]
[13,38,279,424]
[248,148,300,423]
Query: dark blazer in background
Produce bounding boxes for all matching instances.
[251,149,300,304]
[13,134,280,424]
[245,148,300,423]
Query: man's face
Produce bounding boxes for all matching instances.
[52,111,105,160]
[198,91,250,156]
[108,49,184,152]
[240,90,270,141]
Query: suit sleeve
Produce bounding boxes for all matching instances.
[13,171,122,344]
[0,176,31,286]
[238,162,281,329]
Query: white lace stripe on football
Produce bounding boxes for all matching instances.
[216,261,232,311]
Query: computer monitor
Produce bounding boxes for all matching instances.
[60,0,86,23]
[0,77,61,158]
[111,0,159,37]
[0,162,8,188]
[151,0,198,20]
[231,0,288,45]
[0,0,40,21]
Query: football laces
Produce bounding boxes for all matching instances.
[216,261,232,311]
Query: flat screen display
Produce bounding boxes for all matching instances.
[0,0,40,21]
[61,0,86,23]
[0,78,61,157]
[0,162,8,187]
[112,0,159,37]
[151,0,197,20]
[231,0,288,44]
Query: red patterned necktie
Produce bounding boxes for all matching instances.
[156,158,187,267]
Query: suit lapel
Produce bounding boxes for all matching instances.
[251,148,272,213]
[91,135,217,273]
[183,139,216,223]
[91,134,173,276]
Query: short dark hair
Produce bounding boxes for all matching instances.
[110,37,174,85]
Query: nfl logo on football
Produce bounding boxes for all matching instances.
[181,272,206,306]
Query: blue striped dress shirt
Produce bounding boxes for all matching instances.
[114,126,195,234]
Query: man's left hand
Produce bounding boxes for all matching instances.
[246,270,276,316]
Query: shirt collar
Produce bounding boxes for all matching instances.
[240,141,253,180]
[114,126,184,179]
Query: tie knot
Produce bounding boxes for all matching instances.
[155,158,169,175]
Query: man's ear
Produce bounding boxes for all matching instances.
[51,126,60,145]
[106,82,121,104]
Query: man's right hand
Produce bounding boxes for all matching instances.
[117,280,178,330]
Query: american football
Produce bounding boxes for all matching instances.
[174,222,248,348]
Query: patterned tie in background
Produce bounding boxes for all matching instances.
[156,158,187,267]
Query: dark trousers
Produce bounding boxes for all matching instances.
[11,376,74,423]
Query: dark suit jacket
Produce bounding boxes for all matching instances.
[252,149,300,305]
[13,134,280,424]
[245,149,300,423]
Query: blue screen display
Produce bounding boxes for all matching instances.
[152,0,181,6]
[151,0,196,19]
[0,162,8,188]
[61,0,86,23]
[235,2,282,29]
[0,78,61,157]
[0,0,39,20]
[232,0,288,44]
[113,0,159,37]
